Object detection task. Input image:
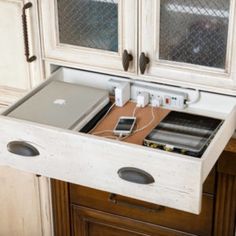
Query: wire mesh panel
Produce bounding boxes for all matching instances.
[57,0,118,52]
[159,0,230,69]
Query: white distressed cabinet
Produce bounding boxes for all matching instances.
[0,1,52,236]
[39,0,236,94]
[40,0,137,74]
[0,167,42,236]
[140,0,236,94]
[0,0,42,95]
[0,1,236,235]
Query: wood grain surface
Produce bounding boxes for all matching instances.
[91,102,170,145]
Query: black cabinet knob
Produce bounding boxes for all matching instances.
[139,52,150,74]
[122,49,133,71]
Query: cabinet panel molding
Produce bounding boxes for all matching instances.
[0,0,43,91]
[213,173,236,236]
[71,205,194,236]
[51,179,71,236]
[0,167,42,236]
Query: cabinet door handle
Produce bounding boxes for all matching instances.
[118,167,155,184]
[122,50,133,71]
[22,2,37,63]
[7,141,40,157]
[139,52,150,74]
[108,193,164,213]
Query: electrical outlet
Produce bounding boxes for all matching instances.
[163,94,186,109]
[132,85,188,109]
[151,95,163,107]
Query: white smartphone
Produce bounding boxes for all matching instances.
[113,116,136,136]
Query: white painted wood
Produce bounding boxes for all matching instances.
[0,116,203,214]
[140,0,236,92]
[0,108,53,235]
[0,0,29,90]
[39,0,137,74]
[38,177,54,236]
[44,57,236,96]
[0,113,53,235]
[5,67,236,119]
[0,105,7,113]
[0,88,26,106]
[0,167,42,236]
[0,69,235,214]
[0,0,42,91]
[41,0,236,95]
[202,107,236,181]
[0,5,51,229]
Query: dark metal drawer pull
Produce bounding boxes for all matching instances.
[118,167,155,184]
[109,193,164,213]
[22,2,37,63]
[7,141,39,157]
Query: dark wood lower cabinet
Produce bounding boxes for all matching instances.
[71,205,195,236]
[51,140,236,236]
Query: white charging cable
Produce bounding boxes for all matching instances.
[92,101,156,141]
[120,106,156,141]
[133,106,155,133]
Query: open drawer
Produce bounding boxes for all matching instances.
[0,68,235,214]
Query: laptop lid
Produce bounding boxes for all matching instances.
[8,81,109,129]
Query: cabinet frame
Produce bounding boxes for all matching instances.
[0,0,43,106]
[139,0,236,93]
[39,0,137,74]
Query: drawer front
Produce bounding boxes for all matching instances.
[0,116,203,214]
[70,185,214,236]
[71,205,196,236]
[0,68,235,214]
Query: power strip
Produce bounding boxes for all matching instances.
[132,85,188,109]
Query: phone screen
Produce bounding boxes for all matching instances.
[115,118,136,131]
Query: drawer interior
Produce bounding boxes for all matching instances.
[0,67,235,214]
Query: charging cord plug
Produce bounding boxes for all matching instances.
[151,96,163,107]
[136,91,149,107]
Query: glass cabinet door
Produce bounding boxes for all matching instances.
[57,0,119,52]
[41,0,137,74]
[140,0,236,92]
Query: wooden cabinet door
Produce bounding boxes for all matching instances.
[71,205,194,236]
[0,0,42,95]
[140,0,236,94]
[40,0,137,75]
[0,167,43,236]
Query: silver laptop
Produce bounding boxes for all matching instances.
[8,81,109,130]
